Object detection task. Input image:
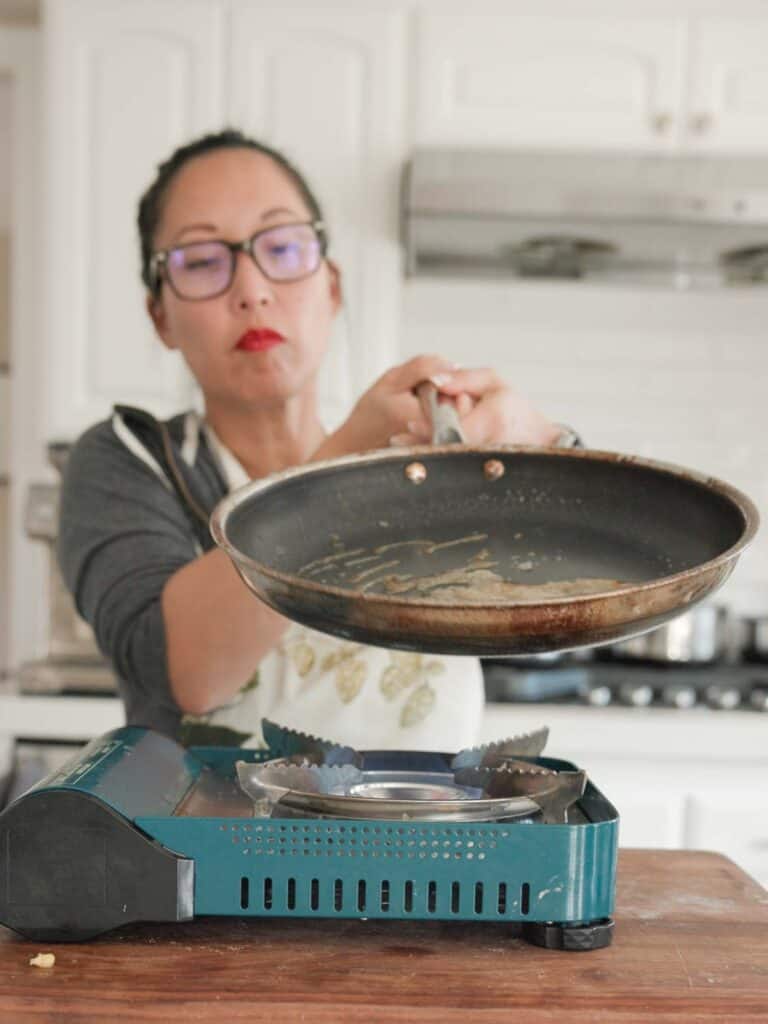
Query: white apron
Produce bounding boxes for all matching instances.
[184,420,485,751]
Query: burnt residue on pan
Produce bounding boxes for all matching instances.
[298,532,628,604]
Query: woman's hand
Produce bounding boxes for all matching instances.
[313,354,460,458]
[389,367,562,448]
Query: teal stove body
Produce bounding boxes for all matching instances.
[0,727,618,950]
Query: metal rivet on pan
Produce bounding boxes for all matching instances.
[483,459,505,481]
[405,462,427,484]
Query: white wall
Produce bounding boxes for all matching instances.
[401,278,768,615]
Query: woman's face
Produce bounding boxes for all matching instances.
[149,148,340,411]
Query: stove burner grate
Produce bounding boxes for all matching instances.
[238,721,585,823]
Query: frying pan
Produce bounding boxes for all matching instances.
[210,387,758,656]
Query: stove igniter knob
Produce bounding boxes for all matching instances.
[748,687,768,712]
[661,684,698,710]
[704,684,742,711]
[618,682,654,707]
[584,683,612,707]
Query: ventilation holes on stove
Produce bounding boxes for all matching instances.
[404,881,414,913]
[244,823,507,861]
[497,882,507,915]
[451,882,461,914]
[244,877,524,917]
[521,882,531,916]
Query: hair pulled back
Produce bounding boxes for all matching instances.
[137,128,326,294]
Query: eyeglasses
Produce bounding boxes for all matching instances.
[150,220,327,300]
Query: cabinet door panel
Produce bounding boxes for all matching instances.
[45,0,226,439]
[0,481,8,672]
[229,7,406,422]
[686,794,768,890]
[572,758,685,849]
[414,14,685,150]
[688,18,768,153]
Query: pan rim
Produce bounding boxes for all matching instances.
[209,445,760,610]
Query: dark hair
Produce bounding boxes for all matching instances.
[137,128,326,294]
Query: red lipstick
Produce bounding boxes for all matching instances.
[236,328,285,352]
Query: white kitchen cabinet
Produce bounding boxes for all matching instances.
[41,0,406,441]
[686,795,768,891]
[43,0,227,441]
[413,6,768,155]
[589,770,687,850]
[0,373,8,480]
[227,3,407,420]
[37,0,768,444]
[413,12,686,151]
[685,16,768,153]
[0,482,8,673]
[480,705,768,888]
[0,231,8,369]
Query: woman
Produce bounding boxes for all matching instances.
[58,129,570,750]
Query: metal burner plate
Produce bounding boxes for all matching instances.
[347,772,476,801]
[236,758,542,822]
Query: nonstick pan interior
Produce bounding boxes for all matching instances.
[213,446,758,655]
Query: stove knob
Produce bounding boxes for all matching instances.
[749,687,768,712]
[661,684,698,710]
[584,683,612,707]
[704,684,742,711]
[618,682,654,707]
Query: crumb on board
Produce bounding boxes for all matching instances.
[29,953,56,969]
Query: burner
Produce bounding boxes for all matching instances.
[348,774,473,801]
[236,722,585,824]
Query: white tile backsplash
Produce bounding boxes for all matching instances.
[401,279,768,614]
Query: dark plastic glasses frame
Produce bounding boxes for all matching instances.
[149,219,328,299]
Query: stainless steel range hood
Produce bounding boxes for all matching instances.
[402,149,768,287]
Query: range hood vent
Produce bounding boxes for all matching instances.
[402,149,768,288]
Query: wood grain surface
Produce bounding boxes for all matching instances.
[0,849,766,1023]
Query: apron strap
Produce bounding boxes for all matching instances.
[113,404,215,550]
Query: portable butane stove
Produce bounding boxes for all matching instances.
[0,721,619,950]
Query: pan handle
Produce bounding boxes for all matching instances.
[416,381,467,445]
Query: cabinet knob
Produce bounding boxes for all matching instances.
[689,112,713,135]
[652,112,673,135]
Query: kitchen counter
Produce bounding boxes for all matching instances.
[0,850,765,1022]
[480,702,768,761]
[1,683,766,757]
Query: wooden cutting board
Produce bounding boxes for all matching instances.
[0,849,766,1022]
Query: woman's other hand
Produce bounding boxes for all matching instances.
[313,354,461,458]
[388,367,562,448]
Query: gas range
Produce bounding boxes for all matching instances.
[482,659,768,712]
